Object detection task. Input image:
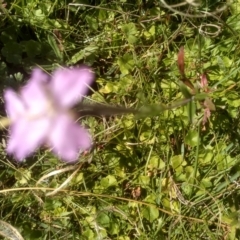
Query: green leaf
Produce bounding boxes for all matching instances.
[82,228,94,239]
[215,154,235,171]
[1,42,22,64]
[121,22,138,44]
[98,9,108,21]
[47,34,62,60]
[69,45,98,64]
[14,169,31,185]
[181,182,192,196]
[171,155,186,173]
[199,150,213,166]
[184,129,200,147]
[118,236,130,240]
[139,130,152,142]
[144,25,156,40]
[139,175,150,185]
[200,178,213,189]
[96,212,110,228]
[109,222,120,235]
[178,81,192,98]
[71,172,84,185]
[227,93,240,107]
[21,40,41,58]
[99,82,118,94]
[185,166,197,183]
[117,53,135,74]
[100,175,117,188]
[142,206,159,223]
[86,15,98,31]
[148,155,166,170]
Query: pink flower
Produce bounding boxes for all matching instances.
[4,66,94,162]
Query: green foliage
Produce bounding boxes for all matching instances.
[1,0,240,239]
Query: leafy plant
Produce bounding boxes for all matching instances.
[1,0,240,239]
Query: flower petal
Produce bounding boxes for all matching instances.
[30,68,50,84]
[7,118,50,161]
[4,89,25,121]
[4,69,50,120]
[21,74,50,116]
[50,66,94,107]
[48,114,92,162]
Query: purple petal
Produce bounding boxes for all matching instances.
[30,68,49,84]
[50,66,95,107]
[21,75,50,116]
[4,89,25,121]
[4,69,50,119]
[48,114,92,162]
[7,118,50,161]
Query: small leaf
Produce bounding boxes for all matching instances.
[121,22,138,44]
[139,175,150,185]
[185,166,197,183]
[118,237,130,240]
[139,130,152,142]
[96,212,110,228]
[200,178,213,189]
[82,229,94,239]
[148,155,166,170]
[71,172,84,185]
[171,155,186,173]
[100,175,117,188]
[98,9,108,21]
[99,82,118,94]
[184,129,200,147]
[143,25,155,40]
[117,53,135,74]
[21,40,41,58]
[15,169,31,185]
[199,150,213,165]
[215,154,235,171]
[86,15,98,31]
[1,42,22,64]
[142,206,159,223]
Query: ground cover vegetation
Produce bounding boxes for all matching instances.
[0,0,240,239]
